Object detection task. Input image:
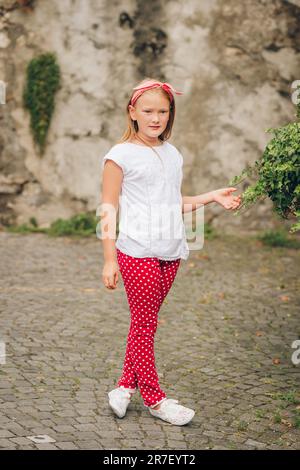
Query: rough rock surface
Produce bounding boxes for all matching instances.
[0,0,299,231]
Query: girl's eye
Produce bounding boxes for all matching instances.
[143,111,168,113]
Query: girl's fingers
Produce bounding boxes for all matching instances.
[103,274,118,289]
[103,277,113,289]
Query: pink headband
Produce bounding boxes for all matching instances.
[130,80,184,106]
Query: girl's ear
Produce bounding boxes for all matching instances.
[128,104,136,121]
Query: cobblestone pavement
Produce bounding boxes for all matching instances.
[0,230,299,450]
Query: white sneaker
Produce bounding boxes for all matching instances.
[149,398,195,425]
[108,386,136,418]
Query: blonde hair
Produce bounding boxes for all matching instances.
[117,77,176,144]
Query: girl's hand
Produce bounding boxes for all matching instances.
[102,260,119,289]
[212,187,242,210]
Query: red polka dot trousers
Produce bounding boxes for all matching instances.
[116,248,181,408]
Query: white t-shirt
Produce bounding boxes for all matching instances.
[101,141,189,261]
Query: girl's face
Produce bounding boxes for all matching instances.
[128,91,170,142]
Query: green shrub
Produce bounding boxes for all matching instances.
[6,212,98,237]
[273,411,282,424]
[258,229,300,249]
[294,416,300,429]
[6,217,46,234]
[275,389,299,404]
[237,420,248,431]
[23,52,60,153]
[204,222,217,239]
[47,212,98,237]
[230,122,300,233]
[297,83,300,119]
[184,221,217,242]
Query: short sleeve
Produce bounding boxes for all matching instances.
[101,147,127,175]
[177,150,183,167]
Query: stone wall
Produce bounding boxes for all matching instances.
[0,0,299,232]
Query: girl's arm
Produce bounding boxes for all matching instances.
[182,192,215,213]
[182,188,241,213]
[100,160,123,289]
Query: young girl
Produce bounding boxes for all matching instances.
[100,78,241,426]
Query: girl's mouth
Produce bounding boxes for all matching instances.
[150,126,160,129]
